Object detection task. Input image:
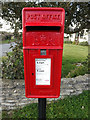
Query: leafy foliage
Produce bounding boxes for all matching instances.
[79,41,89,46]
[66,65,87,78]
[82,53,90,74]
[2,41,24,79]
[64,41,72,44]
[2,2,90,35]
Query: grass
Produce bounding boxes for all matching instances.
[62,44,88,77]
[2,90,89,119]
[0,39,16,44]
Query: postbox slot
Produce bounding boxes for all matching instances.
[26,26,60,32]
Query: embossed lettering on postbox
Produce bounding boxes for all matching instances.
[25,11,62,23]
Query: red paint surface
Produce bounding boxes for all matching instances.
[22,7,65,98]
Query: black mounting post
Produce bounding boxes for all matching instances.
[38,98,46,120]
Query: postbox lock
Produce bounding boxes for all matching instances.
[40,50,46,55]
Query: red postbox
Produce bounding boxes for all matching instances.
[22,7,65,98]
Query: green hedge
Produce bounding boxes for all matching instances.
[64,41,72,44]
[79,41,88,46]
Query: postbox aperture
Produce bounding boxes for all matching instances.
[22,7,65,98]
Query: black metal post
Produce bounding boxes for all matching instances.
[38,98,46,120]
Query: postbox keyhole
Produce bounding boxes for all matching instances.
[40,49,46,55]
[32,73,34,75]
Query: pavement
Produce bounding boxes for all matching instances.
[0,42,16,57]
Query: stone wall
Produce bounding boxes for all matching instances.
[1,74,89,111]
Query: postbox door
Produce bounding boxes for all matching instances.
[24,48,62,98]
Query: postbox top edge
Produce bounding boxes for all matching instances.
[22,7,65,12]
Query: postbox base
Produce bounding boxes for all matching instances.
[25,94,60,98]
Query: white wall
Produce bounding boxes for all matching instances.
[66,29,88,42]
